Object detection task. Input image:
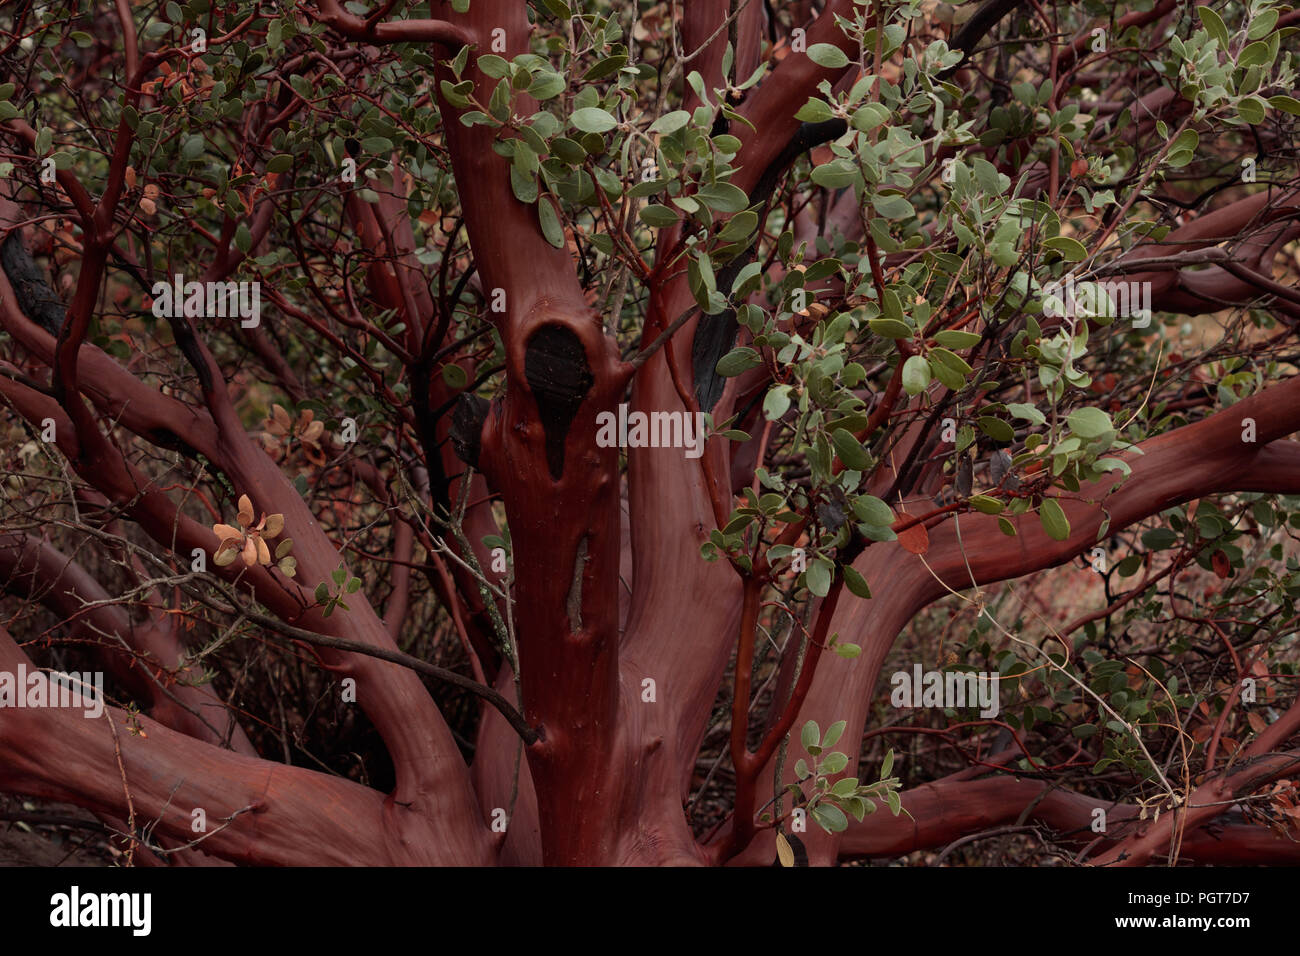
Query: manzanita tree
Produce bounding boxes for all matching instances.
[2,0,1299,867]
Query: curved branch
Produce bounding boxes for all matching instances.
[314,0,473,47]
[836,774,1300,865]
[0,534,256,754]
[728,375,1300,865]
[0,625,486,864]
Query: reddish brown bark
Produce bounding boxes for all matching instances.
[1,0,1298,871]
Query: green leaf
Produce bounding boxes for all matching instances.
[712,132,742,154]
[477,54,510,78]
[538,196,565,248]
[1112,553,1140,577]
[716,347,762,377]
[695,181,750,212]
[570,107,617,133]
[1196,6,1230,49]
[718,210,758,242]
[831,428,871,470]
[852,495,894,527]
[1067,406,1114,439]
[810,159,858,189]
[930,347,972,376]
[1007,402,1046,425]
[1141,528,1178,550]
[822,720,846,749]
[441,364,468,389]
[1043,235,1087,261]
[850,103,890,132]
[872,193,914,220]
[843,565,872,599]
[639,204,679,227]
[831,777,858,797]
[989,240,1018,267]
[1237,40,1272,69]
[795,98,836,122]
[806,43,850,69]
[869,317,913,339]
[933,330,981,349]
[1248,8,1279,40]
[1166,128,1199,167]
[584,55,627,81]
[819,751,849,774]
[806,559,832,597]
[1268,95,1300,116]
[649,110,691,134]
[180,134,205,161]
[1039,497,1070,541]
[763,388,791,421]
[265,153,294,173]
[880,749,895,779]
[977,416,1015,442]
[550,136,587,164]
[511,165,538,203]
[968,494,1004,514]
[811,803,848,833]
[901,354,931,395]
[1236,96,1267,126]
[528,72,566,100]
[801,720,821,751]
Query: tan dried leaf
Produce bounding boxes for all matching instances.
[775,832,795,868]
[263,513,284,538]
[237,494,254,527]
[213,523,242,543]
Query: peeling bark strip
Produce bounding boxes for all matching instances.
[0,230,64,335]
[450,392,491,469]
[565,535,588,633]
[523,324,593,479]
